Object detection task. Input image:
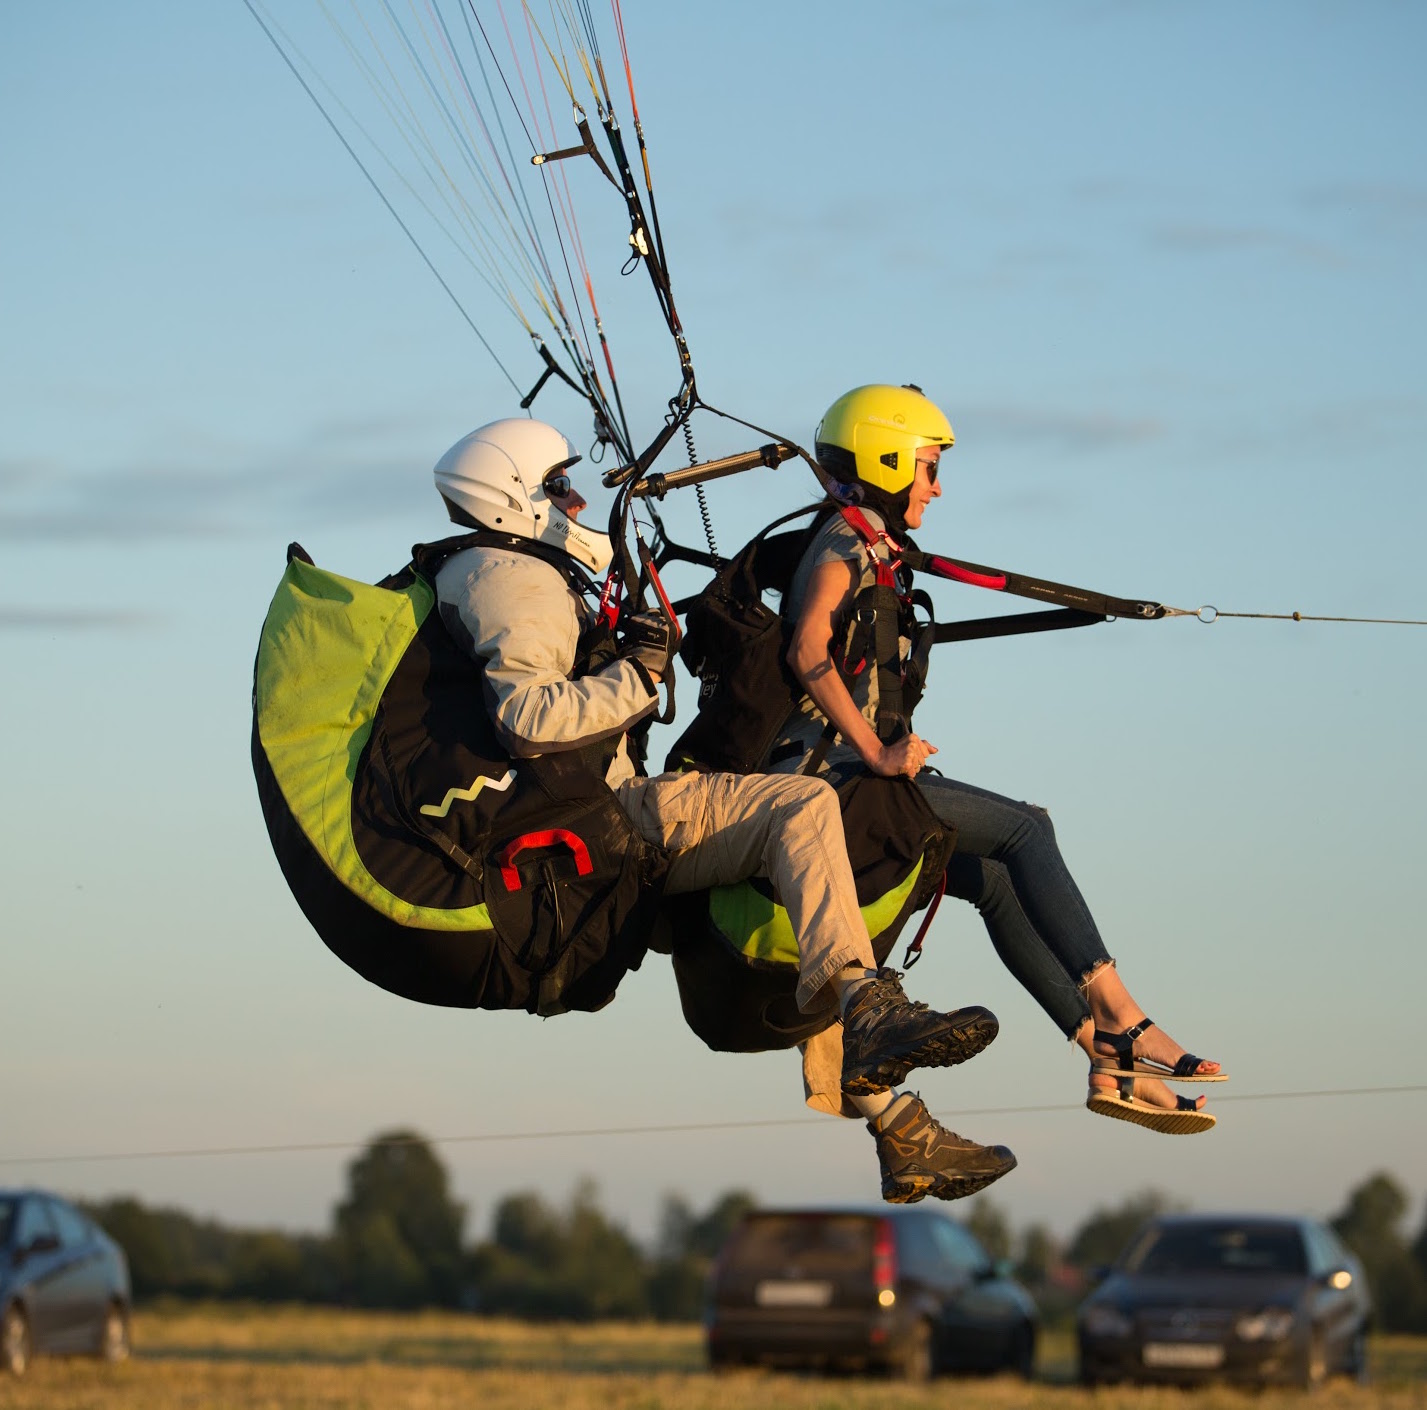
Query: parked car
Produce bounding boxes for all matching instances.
[706,1206,1037,1379]
[0,1189,132,1376]
[1077,1213,1369,1389]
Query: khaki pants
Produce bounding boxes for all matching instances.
[617,771,873,1118]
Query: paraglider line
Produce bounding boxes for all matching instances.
[242,0,522,396]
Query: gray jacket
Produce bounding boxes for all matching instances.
[433,544,657,787]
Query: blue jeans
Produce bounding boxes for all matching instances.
[913,774,1112,1038]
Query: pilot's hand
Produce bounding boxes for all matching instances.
[872,732,938,779]
[618,610,676,684]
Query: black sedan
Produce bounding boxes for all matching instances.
[1,1189,132,1376]
[1077,1213,1370,1389]
[707,1206,1038,1379]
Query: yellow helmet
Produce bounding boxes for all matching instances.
[815,384,955,496]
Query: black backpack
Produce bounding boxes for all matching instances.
[666,505,832,774]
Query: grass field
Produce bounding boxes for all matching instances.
[2,1304,1426,1409]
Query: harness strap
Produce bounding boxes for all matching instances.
[933,607,1105,643]
[902,872,947,969]
[838,506,914,741]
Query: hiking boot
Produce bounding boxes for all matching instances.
[840,969,998,1095]
[871,1093,1018,1204]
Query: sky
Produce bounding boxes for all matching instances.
[2,1,1425,1251]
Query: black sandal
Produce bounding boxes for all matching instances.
[1090,1018,1228,1084]
[1086,1082,1217,1135]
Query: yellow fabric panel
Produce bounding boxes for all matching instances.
[254,558,492,931]
[709,857,924,967]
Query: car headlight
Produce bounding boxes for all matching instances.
[1235,1307,1297,1341]
[1081,1305,1134,1338]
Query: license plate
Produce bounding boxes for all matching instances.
[1143,1342,1225,1369]
[754,1279,833,1308]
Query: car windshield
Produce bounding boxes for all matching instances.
[728,1214,876,1264]
[0,1198,14,1249]
[1125,1223,1307,1276]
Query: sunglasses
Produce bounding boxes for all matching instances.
[915,456,940,485]
[541,455,582,500]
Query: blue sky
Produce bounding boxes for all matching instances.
[2,1,1425,1246]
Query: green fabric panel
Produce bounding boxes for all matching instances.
[254,558,492,932]
[709,857,924,967]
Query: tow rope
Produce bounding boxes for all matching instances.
[909,548,1427,636]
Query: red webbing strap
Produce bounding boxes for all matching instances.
[839,506,900,588]
[597,571,622,629]
[902,873,947,969]
[498,830,594,891]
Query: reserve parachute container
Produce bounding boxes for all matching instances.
[251,538,665,1017]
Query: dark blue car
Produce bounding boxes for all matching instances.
[1077,1213,1370,1389]
[1,1189,131,1376]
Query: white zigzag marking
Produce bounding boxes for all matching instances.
[418,768,517,818]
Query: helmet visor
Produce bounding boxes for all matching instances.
[540,454,582,500]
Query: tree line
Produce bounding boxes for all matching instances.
[82,1129,1427,1330]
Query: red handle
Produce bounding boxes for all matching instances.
[498,829,594,891]
[925,555,1008,592]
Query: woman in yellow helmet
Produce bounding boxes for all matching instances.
[773,384,1225,1136]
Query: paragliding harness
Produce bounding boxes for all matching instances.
[668,502,934,772]
[251,532,667,1018]
[661,503,957,1053]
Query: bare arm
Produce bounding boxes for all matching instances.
[786,559,937,779]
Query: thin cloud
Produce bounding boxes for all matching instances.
[1300,182,1427,238]
[0,607,159,632]
[972,485,1086,522]
[1150,222,1345,268]
[0,434,428,542]
[963,405,1163,454]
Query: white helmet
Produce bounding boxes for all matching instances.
[433,418,614,575]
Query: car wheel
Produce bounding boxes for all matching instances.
[895,1320,935,1382]
[1344,1327,1369,1385]
[97,1302,131,1364]
[1297,1331,1327,1391]
[1008,1322,1036,1379]
[1,1304,30,1378]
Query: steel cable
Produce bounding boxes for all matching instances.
[4,1084,1422,1167]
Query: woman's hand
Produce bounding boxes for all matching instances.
[872,732,939,779]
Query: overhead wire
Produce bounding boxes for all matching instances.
[4,1083,1422,1167]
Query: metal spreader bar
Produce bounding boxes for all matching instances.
[612,441,797,497]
